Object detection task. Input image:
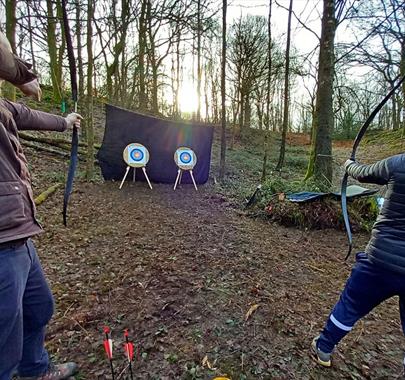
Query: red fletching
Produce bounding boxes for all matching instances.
[124,329,129,338]
[104,326,110,334]
[124,342,134,361]
[103,338,113,359]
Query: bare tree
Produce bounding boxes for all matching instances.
[4,0,16,100]
[275,0,293,171]
[219,0,226,180]
[305,0,340,186]
[261,0,273,182]
[86,0,94,179]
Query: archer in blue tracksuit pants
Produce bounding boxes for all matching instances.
[318,252,405,354]
[315,154,405,366]
[0,240,54,379]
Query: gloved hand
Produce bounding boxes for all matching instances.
[16,79,42,101]
[65,113,83,130]
[344,159,355,170]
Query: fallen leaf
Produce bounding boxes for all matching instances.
[202,354,216,370]
[245,304,260,321]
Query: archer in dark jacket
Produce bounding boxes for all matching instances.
[0,32,81,380]
[312,154,405,371]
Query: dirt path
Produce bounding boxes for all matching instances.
[29,171,403,379]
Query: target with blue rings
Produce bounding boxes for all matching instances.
[179,151,192,164]
[174,147,196,169]
[129,147,145,163]
[123,143,149,167]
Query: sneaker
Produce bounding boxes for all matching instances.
[311,336,332,367]
[18,362,78,380]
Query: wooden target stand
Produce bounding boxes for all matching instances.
[173,147,198,191]
[119,143,153,189]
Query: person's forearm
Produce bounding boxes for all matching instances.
[16,109,67,132]
[346,160,390,185]
[3,100,67,132]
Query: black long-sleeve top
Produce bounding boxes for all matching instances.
[347,154,405,274]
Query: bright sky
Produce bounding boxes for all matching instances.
[228,0,323,56]
[180,1,325,115]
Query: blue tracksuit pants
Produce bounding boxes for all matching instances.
[0,239,54,380]
[318,252,405,353]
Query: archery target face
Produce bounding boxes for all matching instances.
[123,143,149,167]
[129,146,145,164]
[174,147,196,170]
[178,150,193,165]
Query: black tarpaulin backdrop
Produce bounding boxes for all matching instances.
[97,105,214,184]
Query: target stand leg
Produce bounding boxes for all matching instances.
[190,170,198,191]
[142,167,153,189]
[179,170,183,187]
[119,166,131,189]
[174,169,182,190]
[133,167,136,183]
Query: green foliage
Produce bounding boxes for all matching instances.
[348,197,379,232]
[42,170,66,183]
[364,128,405,155]
[284,154,308,169]
[334,109,360,140]
[183,362,204,380]
[164,353,178,364]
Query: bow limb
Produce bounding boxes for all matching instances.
[340,172,352,260]
[61,0,79,226]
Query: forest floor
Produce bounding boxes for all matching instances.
[23,113,405,379]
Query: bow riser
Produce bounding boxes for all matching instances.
[61,0,79,226]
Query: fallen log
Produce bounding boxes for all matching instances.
[35,183,62,206]
[18,132,101,150]
[21,140,72,159]
[22,140,99,166]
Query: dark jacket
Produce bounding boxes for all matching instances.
[0,50,37,85]
[0,99,66,243]
[347,154,405,274]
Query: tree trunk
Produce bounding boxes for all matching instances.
[76,0,84,100]
[238,92,245,139]
[26,1,37,73]
[4,0,17,101]
[138,0,148,110]
[56,0,65,100]
[75,0,85,138]
[230,91,239,150]
[174,32,181,116]
[305,0,336,187]
[243,96,251,132]
[46,0,62,103]
[261,0,273,183]
[86,0,94,180]
[204,63,210,122]
[196,0,202,121]
[147,0,159,114]
[106,0,129,102]
[401,39,405,130]
[219,0,227,180]
[275,0,293,171]
[261,0,272,182]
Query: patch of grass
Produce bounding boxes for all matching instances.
[41,170,66,183]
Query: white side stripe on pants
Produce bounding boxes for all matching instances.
[330,314,353,331]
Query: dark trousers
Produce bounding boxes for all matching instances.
[318,252,405,353]
[0,239,54,380]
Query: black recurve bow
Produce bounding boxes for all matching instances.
[341,74,405,260]
[61,0,79,226]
